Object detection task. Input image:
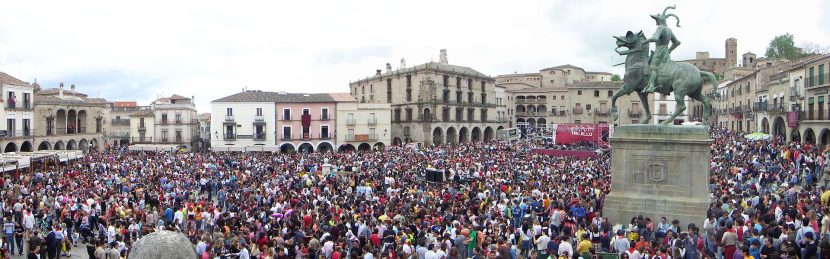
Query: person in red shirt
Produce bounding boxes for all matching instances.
[370,229,381,248]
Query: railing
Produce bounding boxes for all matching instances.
[516,99,526,104]
[281,134,293,140]
[161,138,169,143]
[225,115,234,121]
[254,115,264,121]
[768,105,786,114]
[153,103,195,110]
[160,120,169,125]
[319,133,330,140]
[109,132,130,138]
[224,133,236,140]
[111,119,130,125]
[753,102,768,112]
[628,109,642,118]
[346,118,356,125]
[0,130,35,138]
[6,101,32,110]
[729,107,743,115]
[254,132,266,140]
[320,114,331,120]
[572,108,584,115]
[131,137,152,144]
[368,134,378,141]
[281,115,292,121]
[515,111,527,116]
[594,110,610,116]
[368,117,377,125]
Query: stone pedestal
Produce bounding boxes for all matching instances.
[603,125,711,228]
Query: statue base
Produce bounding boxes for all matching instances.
[603,125,711,228]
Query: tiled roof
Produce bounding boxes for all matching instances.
[508,87,566,93]
[540,64,584,71]
[586,71,613,75]
[353,61,491,84]
[328,93,357,102]
[212,91,336,103]
[38,88,87,97]
[33,95,109,106]
[0,72,30,86]
[169,94,190,100]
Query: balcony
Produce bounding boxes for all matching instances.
[159,120,169,125]
[5,101,32,111]
[254,115,264,121]
[225,115,234,122]
[320,114,331,121]
[281,115,292,121]
[767,104,786,114]
[224,133,236,140]
[109,132,130,138]
[0,130,35,138]
[368,117,377,125]
[111,119,130,126]
[368,134,378,141]
[515,111,527,116]
[319,132,331,140]
[131,137,152,144]
[138,125,147,133]
[346,118,356,125]
[594,109,610,117]
[729,107,743,115]
[253,132,266,140]
[572,108,584,115]
[281,134,293,140]
[550,110,566,116]
[753,102,768,112]
[628,109,642,118]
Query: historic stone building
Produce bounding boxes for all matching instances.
[0,73,36,153]
[497,64,642,128]
[796,54,830,145]
[129,95,200,151]
[106,101,151,146]
[349,49,506,146]
[680,38,737,77]
[32,83,108,152]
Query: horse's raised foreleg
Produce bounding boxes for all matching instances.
[661,93,687,125]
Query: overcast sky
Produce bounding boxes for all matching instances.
[1,0,827,111]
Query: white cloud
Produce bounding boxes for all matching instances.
[0,0,825,111]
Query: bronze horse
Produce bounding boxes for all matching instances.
[610,30,716,125]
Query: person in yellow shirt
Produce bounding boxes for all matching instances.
[576,233,592,255]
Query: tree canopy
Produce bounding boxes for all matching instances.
[765,33,805,60]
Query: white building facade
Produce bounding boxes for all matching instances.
[210,97,276,151]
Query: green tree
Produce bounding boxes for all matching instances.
[765,33,804,60]
[610,74,621,81]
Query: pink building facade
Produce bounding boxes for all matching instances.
[274,94,336,153]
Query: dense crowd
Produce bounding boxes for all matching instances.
[0,126,828,259]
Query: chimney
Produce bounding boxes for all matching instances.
[70,84,75,93]
[400,58,406,69]
[376,69,382,76]
[385,63,392,73]
[439,49,448,64]
[59,82,64,99]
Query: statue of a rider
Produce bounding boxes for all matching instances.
[642,5,682,94]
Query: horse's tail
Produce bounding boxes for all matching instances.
[700,71,717,95]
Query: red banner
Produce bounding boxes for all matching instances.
[553,123,609,145]
[787,112,798,128]
[301,114,311,127]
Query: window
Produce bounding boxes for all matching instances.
[283,109,291,120]
[810,67,815,86]
[586,104,592,111]
[303,108,310,115]
[369,113,377,124]
[561,95,564,100]
[161,113,168,124]
[161,130,168,142]
[256,108,262,116]
[552,96,556,100]
[468,79,473,90]
[608,90,613,97]
[820,64,826,85]
[320,125,329,139]
[577,90,582,95]
[594,90,599,97]
[443,75,449,87]
[659,104,668,114]
[387,79,392,102]
[406,75,412,88]
[456,77,461,89]
[175,113,182,123]
[175,130,182,142]
[226,108,233,116]
[394,109,401,122]
[321,108,329,119]
[283,126,292,139]
[406,109,413,121]
[404,126,410,136]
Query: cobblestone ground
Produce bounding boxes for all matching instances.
[6,239,91,259]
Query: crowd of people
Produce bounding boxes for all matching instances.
[0,126,828,259]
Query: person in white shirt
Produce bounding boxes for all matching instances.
[424,244,439,259]
[558,236,574,258]
[237,244,250,259]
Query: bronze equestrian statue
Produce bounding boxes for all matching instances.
[610,5,716,125]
